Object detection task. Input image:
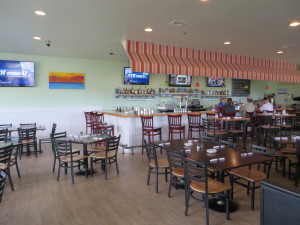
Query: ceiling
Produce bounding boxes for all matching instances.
[0,0,299,64]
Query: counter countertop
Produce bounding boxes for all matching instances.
[97,110,214,118]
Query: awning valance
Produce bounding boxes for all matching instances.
[123,40,300,83]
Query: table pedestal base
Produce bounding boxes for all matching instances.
[209,198,238,213]
[75,169,95,176]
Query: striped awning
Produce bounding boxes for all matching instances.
[123,40,300,83]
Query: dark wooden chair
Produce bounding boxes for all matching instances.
[184,158,231,225]
[0,144,14,191]
[50,131,81,173]
[168,114,185,140]
[144,141,170,193]
[89,135,121,180]
[87,129,112,153]
[287,139,300,186]
[202,117,227,141]
[229,145,275,210]
[166,149,186,197]
[222,112,236,117]
[141,115,162,154]
[0,169,6,203]
[53,139,88,184]
[187,113,203,138]
[38,123,57,153]
[18,127,37,158]
[257,115,280,147]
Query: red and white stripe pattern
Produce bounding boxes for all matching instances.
[124,40,300,83]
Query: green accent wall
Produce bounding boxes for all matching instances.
[0,52,298,109]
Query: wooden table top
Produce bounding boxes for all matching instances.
[154,138,272,171]
[206,116,250,122]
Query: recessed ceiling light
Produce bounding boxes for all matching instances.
[289,21,300,27]
[35,10,46,16]
[200,0,209,2]
[224,41,231,45]
[145,27,153,32]
[277,51,283,54]
[33,36,42,40]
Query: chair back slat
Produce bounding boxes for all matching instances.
[144,140,158,165]
[50,131,67,152]
[168,114,182,127]
[0,129,8,142]
[184,158,207,183]
[166,149,185,168]
[54,139,73,158]
[0,170,7,203]
[188,114,201,125]
[106,135,121,154]
[18,127,37,141]
[0,144,13,165]
[141,116,154,129]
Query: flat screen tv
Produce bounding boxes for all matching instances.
[207,77,225,87]
[169,74,192,87]
[0,60,35,87]
[124,67,149,85]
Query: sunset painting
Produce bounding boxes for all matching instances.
[49,72,84,89]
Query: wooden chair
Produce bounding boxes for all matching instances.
[0,169,6,203]
[184,158,231,225]
[18,127,38,158]
[50,131,81,173]
[287,140,300,186]
[168,114,185,140]
[89,135,121,180]
[202,117,227,141]
[0,144,14,191]
[245,112,255,138]
[144,141,170,193]
[53,139,88,184]
[229,145,275,210]
[187,113,203,138]
[38,123,57,153]
[92,112,114,136]
[141,115,162,155]
[222,112,236,117]
[286,108,295,114]
[0,124,13,140]
[84,111,94,133]
[227,120,247,150]
[257,115,280,147]
[166,149,186,197]
[87,129,112,153]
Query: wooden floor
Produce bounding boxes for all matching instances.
[0,143,296,225]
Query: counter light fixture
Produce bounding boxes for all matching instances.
[265,85,270,90]
[164,75,169,86]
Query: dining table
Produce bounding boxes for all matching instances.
[207,116,250,131]
[154,138,273,212]
[56,134,110,175]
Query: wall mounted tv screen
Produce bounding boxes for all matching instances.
[124,67,149,85]
[169,74,192,87]
[0,60,35,87]
[207,77,225,87]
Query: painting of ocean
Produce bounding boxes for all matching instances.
[49,72,84,89]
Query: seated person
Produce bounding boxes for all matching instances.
[217,97,227,114]
[222,98,236,116]
[240,96,256,117]
[259,97,273,112]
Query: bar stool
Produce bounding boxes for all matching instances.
[92,112,114,136]
[168,114,185,140]
[141,115,162,155]
[187,113,203,138]
[84,111,93,133]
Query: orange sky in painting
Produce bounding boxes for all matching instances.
[49,72,84,83]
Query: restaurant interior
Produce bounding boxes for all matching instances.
[1,0,300,225]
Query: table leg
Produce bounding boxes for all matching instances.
[75,144,95,176]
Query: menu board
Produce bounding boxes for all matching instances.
[232,79,251,96]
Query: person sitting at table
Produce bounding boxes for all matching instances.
[259,97,273,112]
[217,97,227,114]
[222,98,236,116]
[240,96,256,117]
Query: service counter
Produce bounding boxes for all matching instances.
[97,110,212,148]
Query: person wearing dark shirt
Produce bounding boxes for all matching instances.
[222,98,236,116]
